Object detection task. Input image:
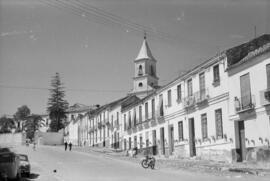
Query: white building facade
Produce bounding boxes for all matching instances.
[70,34,270,163]
[227,36,270,162]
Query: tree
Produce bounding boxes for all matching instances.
[24,114,45,140]
[47,73,69,132]
[14,105,31,131]
[0,116,15,133]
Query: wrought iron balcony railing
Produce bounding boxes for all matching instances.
[234,94,256,113]
[183,95,196,108]
[260,89,270,106]
[194,89,210,104]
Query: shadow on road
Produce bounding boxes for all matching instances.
[22,173,39,180]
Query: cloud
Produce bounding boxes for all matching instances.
[0,30,38,41]
[0,30,29,37]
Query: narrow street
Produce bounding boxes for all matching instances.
[12,145,269,181]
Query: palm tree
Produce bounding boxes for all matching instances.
[25,114,45,140]
[0,116,15,133]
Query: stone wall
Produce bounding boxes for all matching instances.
[0,132,26,147]
[37,130,64,145]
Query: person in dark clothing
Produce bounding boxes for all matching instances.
[64,141,68,151]
[68,141,72,151]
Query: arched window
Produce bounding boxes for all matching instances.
[138,65,143,76]
[139,82,143,87]
[150,65,155,76]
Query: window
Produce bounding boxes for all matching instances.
[201,114,208,140]
[178,121,184,141]
[128,111,131,128]
[133,108,137,126]
[150,65,155,76]
[124,114,126,131]
[167,89,172,107]
[129,137,131,149]
[240,73,252,109]
[138,65,143,76]
[146,132,149,148]
[159,94,164,116]
[134,136,137,148]
[145,102,148,120]
[152,130,156,146]
[111,115,113,128]
[187,79,193,96]
[139,82,143,87]
[215,109,223,139]
[116,112,119,126]
[139,106,142,123]
[140,136,143,149]
[267,64,270,88]
[177,84,182,102]
[213,64,220,84]
[151,99,155,118]
[199,73,205,91]
[100,128,102,141]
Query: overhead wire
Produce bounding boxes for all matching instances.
[0,84,128,93]
[38,0,179,43]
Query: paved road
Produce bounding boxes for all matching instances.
[12,145,270,181]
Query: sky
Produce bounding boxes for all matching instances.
[0,0,269,116]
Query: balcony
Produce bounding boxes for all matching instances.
[194,89,210,105]
[234,94,256,113]
[183,95,196,108]
[137,122,143,130]
[260,89,270,106]
[143,121,150,128]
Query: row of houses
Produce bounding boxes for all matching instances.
[65,34,270,163]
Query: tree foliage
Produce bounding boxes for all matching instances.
[24,114,45,140]
[0,116,15,133]
[14,105,31,131]
[47,73,69,132]
[14,105,31,120]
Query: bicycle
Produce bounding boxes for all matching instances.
[141,155,155,169]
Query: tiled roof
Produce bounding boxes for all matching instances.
[67,103,98,113]
[87,96,132,118]
[226,34,270,67]
[228,42,270,69]
[120,95,141,111]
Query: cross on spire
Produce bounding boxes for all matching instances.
[144,31,147,40]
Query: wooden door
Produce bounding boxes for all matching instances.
[189,118,196,156]
[238,121,246,161]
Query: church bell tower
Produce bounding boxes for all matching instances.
[130,34,159,98]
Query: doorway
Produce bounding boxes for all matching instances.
[188,118,196,157]
[168,125,174,155]
[236,121,246,161]
[160,127,165,155]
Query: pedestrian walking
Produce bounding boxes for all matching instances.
[33,141,37,151]
[68,141,72,151]
[64,141,68,151]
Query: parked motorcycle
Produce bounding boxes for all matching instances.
[141,155,155,169]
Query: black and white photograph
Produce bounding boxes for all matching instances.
[0,0,270,180]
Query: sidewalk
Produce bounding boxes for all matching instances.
[71,146,270,177]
